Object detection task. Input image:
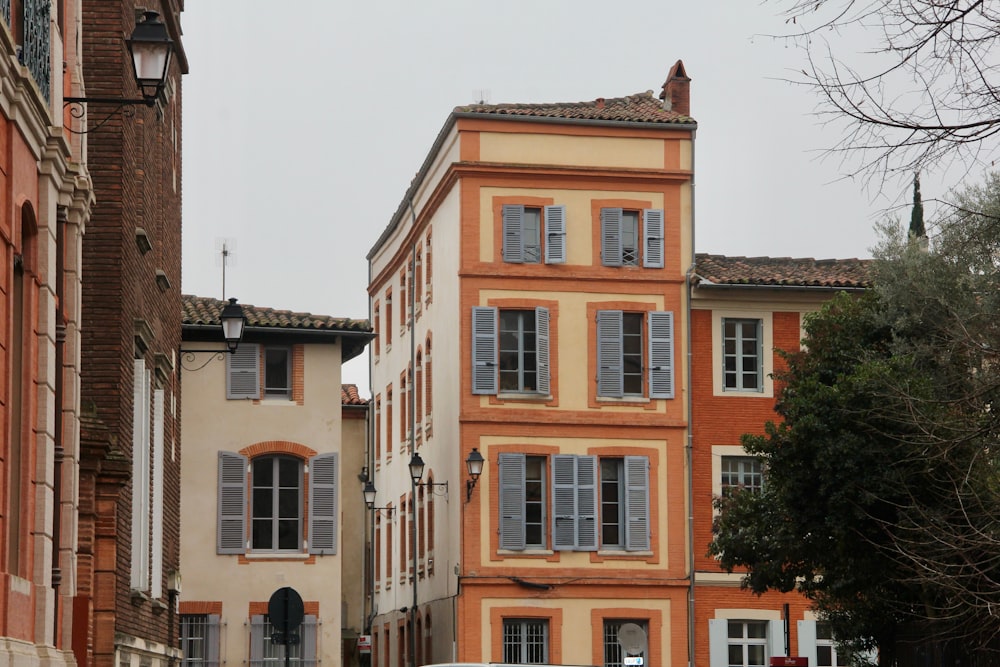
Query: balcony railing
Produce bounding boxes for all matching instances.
[19,0,50,102]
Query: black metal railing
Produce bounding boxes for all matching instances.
[19,0,50,102]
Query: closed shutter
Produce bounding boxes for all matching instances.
[643,208,665,268]
[544,205,566,264]
[301,615,318,667]
[769,619,786,658]
[227,343,260,399]
[551,454,576,550]
[471,307,498,395]
[708,619,728,667]
[535,307,550,395]
[502,205,524,263]
[797,620,817,667]
[249,615,265,667]
[151,389,165,599]
[576,455,598,551]
[601,208,623,266]
[308,453,338,554]
[597,310,624,397]
[624,456,650,551]
[206,615,221,667]
[217,451,247,554]
[498,453,525,550]
[648,311,674,399]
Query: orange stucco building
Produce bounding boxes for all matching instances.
[365,61,871,667]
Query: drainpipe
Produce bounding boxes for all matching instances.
[685,130,697,667]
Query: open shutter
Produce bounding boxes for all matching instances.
[643,209,664,268]
[648,311,674,399]
[206,615,221,667]
[502,205,524,263]
[601,208,623,266]
[551,454,577,550]
[250,615,265,664]
[576,455,598,551]
[597,310,624,397]
[498,453,525,550]
[217,451,247,554]
[535,307,550,395]
[797,620,817,667]
[769,619,787,658]
[624,456,650,551]
[708,619,728,667]
[544,205,566,264]
[308,453,338,554]
[151,389,165,598]
[227,343,260,399]
[471,307,498,395]
[301,615,318,667]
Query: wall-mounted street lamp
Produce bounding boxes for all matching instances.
[65,11,174,131]
[362,481,394,518]
[179,298,246,370]
[465,448,485,502]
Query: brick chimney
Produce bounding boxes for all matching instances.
[659,59,691,117]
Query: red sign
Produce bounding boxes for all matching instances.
[357,635,372,654]
[769,658,808,666]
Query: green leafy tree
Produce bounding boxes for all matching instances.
[710,174,1000,664]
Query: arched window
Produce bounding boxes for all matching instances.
[425,335,433,433]
[251,455,304,551]
[415,350,424,429]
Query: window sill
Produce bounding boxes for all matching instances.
[244,552,311,561]
[497,548,553,557]
[597,549,654,558]
[497,392,552,401]
[260,397,295,405]
[596,396,651,404]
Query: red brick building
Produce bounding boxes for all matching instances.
[77,3,188,667]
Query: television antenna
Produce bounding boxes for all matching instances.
[215,238,237,299]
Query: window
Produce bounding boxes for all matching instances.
[503,619,548,664]
[217,451,337,555]
[180,615,220,667]
[600,208,664,268]
[603,620,648,667]
[249,614,318,667]
[472,306,549,396]
[816,623,849,667]
[264,347,291,398]
[723,318,763,392]
[498,453,649,552]
[597,310,674,399]
[131,359,152,590]
[374,301,381,358]
[721,456,763,495]
[502,205,566,264]
[226,344,297,401]
[728,620,767,667]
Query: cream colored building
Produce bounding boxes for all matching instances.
[179,295,372,667]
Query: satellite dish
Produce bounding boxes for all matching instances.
[618,623,648,656]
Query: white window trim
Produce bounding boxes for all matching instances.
[711,309,774,398]
[711,445,752,501]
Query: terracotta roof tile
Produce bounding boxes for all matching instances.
[341,384,368,406]
[694,254,873,288]
[455,91,694,125]
[182,295,371,333]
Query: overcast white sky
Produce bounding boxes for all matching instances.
[179,1,951,393]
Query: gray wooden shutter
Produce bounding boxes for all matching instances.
[535,307,550,395]
[597,310,624,397]
[708,619,728,667]
[498,453,525,550]
[648,311,674,399]
[226,343,260,399]
[250,615,265,666]
[217,451,247,554]
[544,205,566,264]
[552,455,577,550]
[206,615,221,667]
[502,205,524,263]
[600,208,623,266]
[308,453,338,555]
[797,620,817,667]
[643,208,664,268]
[623,455,649,551]
[301,615,318,667]
[472,307,498,395]
[576,455,598,551]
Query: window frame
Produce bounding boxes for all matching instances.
[472,306,550,397]
[251,454,304,553]
[501,203,566,265]
[263,345,292,399]
[502,618,549,665]
[250,614,318,667]
[722,317,763,392]
[180,614,221,667]
[603,619,649,667]
[596,309,674,400]
[720,455,763,495]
